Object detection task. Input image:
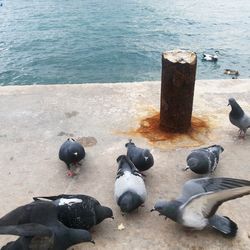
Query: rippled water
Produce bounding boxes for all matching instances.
[0,0,250,85]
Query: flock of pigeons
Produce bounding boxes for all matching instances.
[0,98,250,249]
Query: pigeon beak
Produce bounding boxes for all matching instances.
[90,240,95,245]
[144,156,149,161]
[183,166,189,171]
[150,208,155,212]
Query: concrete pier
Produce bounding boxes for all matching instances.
[0,79,250,249]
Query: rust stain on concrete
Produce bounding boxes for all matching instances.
[119,111,216,148]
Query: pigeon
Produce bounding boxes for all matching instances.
[33,194,113,230]
[125,139,154,174]
[151,177,250,236]
[59,138,85,176]
[202,51,218,62]
[0,200,94,249]
[114,155,147,213]
[228,98,250,138]
[184,145,224,174]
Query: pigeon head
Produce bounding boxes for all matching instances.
[118,191,143,213]
[227,97,238,107]
[228,98,236,106]
[95,206,114,224]
[216,145,224,153]
[228,98,244,118]
[151,200,169,214]
[68,229,95,245]
[152,200,180,222]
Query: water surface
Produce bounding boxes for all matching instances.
[0,0,250,85]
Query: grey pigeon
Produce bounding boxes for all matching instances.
[0,200,94,249]
[185,145,224,174]
[151,177,250,236]
[228,98,250,138]
[33,194,113,230]
[114,155,147,213]
[59,138,85,176]
[125,139,154,174]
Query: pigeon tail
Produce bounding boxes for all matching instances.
[125,139,135,148]
[208,214,238,237]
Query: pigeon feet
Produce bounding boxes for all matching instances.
[67,170,76,177]
[238,130,246,139]
[238,133,246,139]
[72,161,82,167]
[183,227,196,235]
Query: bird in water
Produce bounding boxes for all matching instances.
[224,69,239,79]
[33,194,113,230]
[0,200,94,250]
[125,139,154,175]
[228,98,250,138]
[114,155,147,213]
[59,138,85,177]
[185,145,224,175]
[202,51,219,62]
[151,177,250,237]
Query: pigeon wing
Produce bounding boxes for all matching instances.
[0,201,58,227]
[59,140,70,161]
[0,223,52,237]
[240,114,250,129]
[181,186,250,224]
[33,194,100,205]
[58,204,96,229]
[178,177,250,202]
[0,205,30,226]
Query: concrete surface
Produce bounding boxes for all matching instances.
[0,80,250,250]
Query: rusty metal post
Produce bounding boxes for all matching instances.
[160,49,197,133]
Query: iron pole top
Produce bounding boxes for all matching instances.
[162,49,197,64]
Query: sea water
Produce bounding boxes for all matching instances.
[0,0,250,85]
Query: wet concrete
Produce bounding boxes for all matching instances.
[0,80,250,249]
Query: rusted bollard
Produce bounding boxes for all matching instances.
[160,49,197,133]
